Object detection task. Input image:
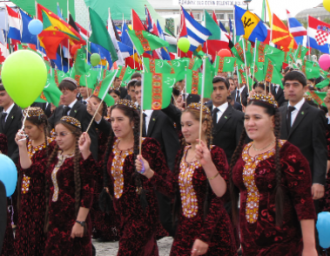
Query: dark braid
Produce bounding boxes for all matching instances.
[73,137,81,216]
[229,129,247,226]
[99,131,115,213]
[44,144,59,232]
[43,122,49,158]
[132,110,148,210]
[273,111,284,227]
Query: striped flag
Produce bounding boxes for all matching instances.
[6,5,21,41]
[286,10,307,37]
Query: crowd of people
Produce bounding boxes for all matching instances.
[0,66,329,256]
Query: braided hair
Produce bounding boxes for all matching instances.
[173,105,213,222]
[229,99,283,227]
[99,104,148,213]
[44,119,82,232]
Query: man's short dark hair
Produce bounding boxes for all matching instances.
[131,72,142,79]
[114,77,121,82]
[0,84,4,91]
[58,78,77,91]
[212,77,229,90]
[135,81,141,87]
[284,70,307,87]
[127,80,137,90]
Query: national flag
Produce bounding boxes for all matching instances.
[93,71,116,107]
[143,58,172,74]
[132,9,146,31]
[214,56,236,73]
[145,7,153,33]
[6,5,21,41]
[179,6,211,52]
[231,39,253,66]
[90,43,113,69]
[121,22,133,48]
[142,72,176,110]
[19,9,37,45]
[203,10,230,61]
[286,10,307,37]
[229,18,233,38]
[264,44,285,72]
[302,60,320,79]
[169,58,187,81]
[108,13,124,65]
[307,16,330,54]
[116,26,122,37]
[164,32,177,53]
[307,90,327,107]
[238,67,253,90]
[264,59,283,84]
[118,41,133,59]
[57,3,63,19]
[234,5,268,42]
[127,29,169,55]
[116,66,136,84]
[272,13,297,50]
[0,42,9,63]
[295,44,309,60]
[156,20,171,60]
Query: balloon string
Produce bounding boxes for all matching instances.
[9,197,14,226]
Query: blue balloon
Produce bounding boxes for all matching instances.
[317,211,330,249]
[0,154,17,197]
[28,19,43,35]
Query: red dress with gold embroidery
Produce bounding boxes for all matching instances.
[151,145,237,256]
[15,138,55,256]
[93,137,171,256]
[44,153,95,256]
[232,141,316,256]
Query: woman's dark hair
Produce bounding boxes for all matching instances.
[90,95,107,117]
[99,104,148,213]
[172,106,213,224]
[253,82,270,94]
[284,70,307,87]
[44,120,82,232]
[108,89,120,97]
[229,100,283,227]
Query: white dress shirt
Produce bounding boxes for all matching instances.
[288,98,305,127]
[144,110,154,134]
[2,103,15,122]
[213,102,228,123]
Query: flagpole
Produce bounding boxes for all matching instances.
[85,75,89,98]
[199,57,206,144]
[35,1,39,52]
[241,39,250,93]
[184,67,188,108]
[252,38,257,83]
[139,67,144,155]
[67,0,70,72]
[86,69,119,133]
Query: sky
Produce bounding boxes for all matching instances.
[249,0,322,21]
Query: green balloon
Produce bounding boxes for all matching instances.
[2,50,47,109]
[178,38,190,53]
[90,53,101,67]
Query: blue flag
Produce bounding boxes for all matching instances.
[19,10,37,45]
[121,22,133,48]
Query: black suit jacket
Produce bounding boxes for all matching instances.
[279,102,327,185]
[31,102,52,118]
[231,86,248,107]
[185,94,200,106]
[48,101,98,160]
[119,87,127,99]
[0,104,22,163]
[206,102,244,163]
[146,110,179,171]
[271,84,286,107]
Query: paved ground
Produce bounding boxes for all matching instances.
[94,237,174,255]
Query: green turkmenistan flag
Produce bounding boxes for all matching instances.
[143,58,172,74]
[202,58,215,98]
[264,45,285,72]
[284,49,296,64]
[142,72,176,110]
[116,66,137,86]
[128,29,169,55]
[169,59,186,81]
[307,91,327,107]
[253,61,265,82]
[93,71,116,107]
[231,39,253,67]
[183,57,203,71]
[214,56,236,73]
[89,7,118,62]
[79,69,99,89]
[237,66,253,91]
[316,78,330,89]
[35,69,62,106]
[302,60,320,79]
[54,69,68,85]
[295,45,309,60]
[264,59,283,85]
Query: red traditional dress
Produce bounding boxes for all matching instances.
[0,133,14,256]
[44,152,95,256]
[151,145,237,256]
[91,130,119,241]
[14,138,55,256]
[93,137,170,256]
[232,140,316,256]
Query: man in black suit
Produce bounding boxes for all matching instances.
[231,78,249,108]
[271,83,285,106]
[135,81,179,237]
[176,80,200,106]
[0,85,22,163]
[31,102,52,117]
[48,78,99,160]
[206,77,244,164]
[113,77,127,99]
[280,70,327,203]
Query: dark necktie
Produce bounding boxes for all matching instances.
[63,106,71,116]
[1,113,7,131]
[212,108,219,126]
[82,100,87,105]
[142,113,147,137]
[235,90,240,103]
[286,106,296,133]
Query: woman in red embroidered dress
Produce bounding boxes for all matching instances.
[136,103,237,256]
[80,100,171,256]
[230,94,318,256]
[44,116,94,256]
[14,107,55,256]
